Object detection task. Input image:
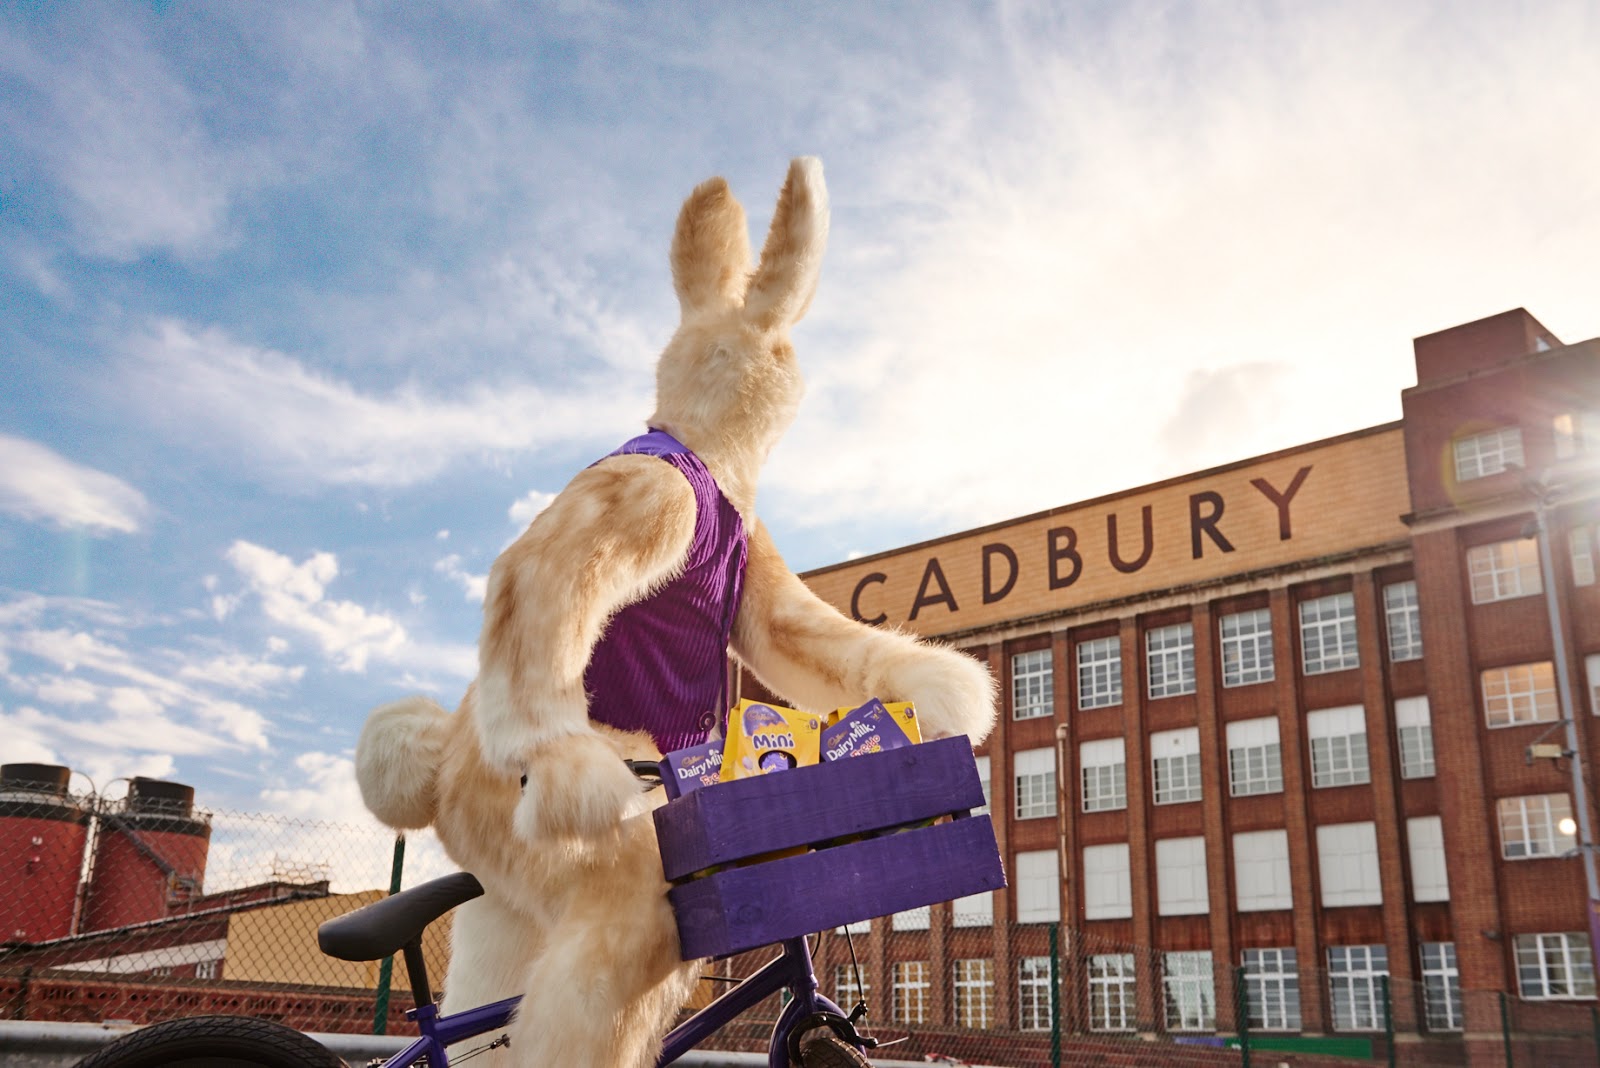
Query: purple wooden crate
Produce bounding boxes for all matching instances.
[653,736,985,882]
[667,814,1005,960]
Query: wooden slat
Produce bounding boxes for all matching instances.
[653,736,985,881]
[667,815,1005,960]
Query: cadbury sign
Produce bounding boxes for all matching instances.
[802,427,1411,635]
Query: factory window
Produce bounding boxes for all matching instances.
[952,959,995,1029]
[892,961,930,1024]
[1243,948,1301,1031]
[1018,957,1056,1031]
[1163,951,1216,1032]
[1227,717,1283,796]
[1407,816,1450,902]
[1012,649,1054,720]
[834,965,869,1011]
[1328,945,1389,1030]
[1086,954,1135,1032]
[1572,526,1597,586]
[1515,933,1596,1000]
[1234,829,1293,912]
[973,754,990,816]
[1220,608,1275,687]
[1468,538,1542,603]
[1421,943,1464,1032]
[1080,736,1126,812]
[1553,411,1600,460]
[1317,822,1382,906]
[1151,727,1202,804]
[1155,836,1209,916]
[1146,623,1196,698]
[1015,849,1060,923]
[1299,593,1359,675]
[1383,581,1422,661]
[1307,705,1370,788]
[1014,747,1057,820]
[1395,697,1436,779]
[1498,793,1576,859]
[951,890,993,928]
[892,906,930,931]
[1082,843,1132,920]
[1482,661,1558,727]
[1453,426,1524,481]
[1077,635,1123,709]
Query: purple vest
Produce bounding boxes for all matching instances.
[582,430,748,754]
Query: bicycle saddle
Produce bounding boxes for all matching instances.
[318,870,484,962]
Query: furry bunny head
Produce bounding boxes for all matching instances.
[648,158,829,492]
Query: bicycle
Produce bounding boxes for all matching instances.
[73,736,1002,1068]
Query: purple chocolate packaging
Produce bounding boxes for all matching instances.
[662,738,725,800]
[822,698,914,762]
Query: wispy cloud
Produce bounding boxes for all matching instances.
[223,540,477,682]
[0,434,149,534]
[433,554,487,603]
[124,320,650,488]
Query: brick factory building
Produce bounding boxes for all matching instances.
[788,308,1600,1062]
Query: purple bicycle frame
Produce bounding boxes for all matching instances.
[382,935,851,1068]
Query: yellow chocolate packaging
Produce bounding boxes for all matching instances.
[719,700,823,782]
[828,699,922,745]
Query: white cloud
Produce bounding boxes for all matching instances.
[223,540,477,683]
[508,489,557,527]
[124,319,650,488]
[178,650,306,693]
[434,554,488,603]
[0,434,149,534]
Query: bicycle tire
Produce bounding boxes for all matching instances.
[71,1014,348,1068]
[794,1029,873,1068]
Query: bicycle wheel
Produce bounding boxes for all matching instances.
[793,1028,873,1068]
[71,1014,348,1068]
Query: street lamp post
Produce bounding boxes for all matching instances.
[1528,489,1600,984]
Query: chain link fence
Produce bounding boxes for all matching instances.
[3,767,1597,1066]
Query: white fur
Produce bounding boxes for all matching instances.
[354,159,996,1068]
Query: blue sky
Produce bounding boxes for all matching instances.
[2,0,1598,825]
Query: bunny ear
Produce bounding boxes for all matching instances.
[742,157,830,332]
[671,176,753,317]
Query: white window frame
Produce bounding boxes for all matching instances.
[951,890,993,928]
[1554,411,1600,460]
[1227,717,1283,796]
[1453,426,1524,481]
[1163,951,1216,1032]
[952,958,995,1029]
[1146,623,1197,698]
[1155,836,1209,916]
[1220,608,1275,687]
[1234,829,1293,912]
[1468,539,1543,604]
[1014,747,1057,820]
[1395,697,1436,779]
[1299,593,1359,675]
[1421,942,1463,1032]
[1483,662,1559,727]
[1082,843,1132,920]
[1498,794,1577,859]
[1317,822,1383,907]
[1152,727,1202,805]
[1407,815,1449,902]
[834,964,870,1010]
[1307,705,1371,788]
[1077,635,1123,709]
[1242,947,1301,1031]
[1383,581,1423,662]
[1515,933,1597,1000]
[1571,526,1596,587]
[1015,849,1060,923]
[1018,956,1055,1032]
[974,754,991,816]
[1080,737,1127,812]
[1086,954,1135,1032]
[892,960,930,1024]
[1012,648,1054,720]
[1329,945,1389,1031]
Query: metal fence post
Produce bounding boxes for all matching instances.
[371,834,406,1036]
[1381,975,1394,1068]
[1048,922,1061,1068]
[1499,990,1514,1068]
[1235,965,1250,1068]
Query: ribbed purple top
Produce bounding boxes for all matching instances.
[583,430,748,754]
